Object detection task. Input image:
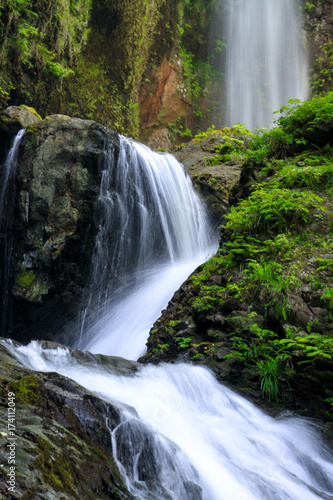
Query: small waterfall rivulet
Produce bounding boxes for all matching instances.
[0,129,25,332]
[76,135,216,359]
[223,0,309,129]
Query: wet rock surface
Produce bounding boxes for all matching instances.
[0,339,136,499]
[175,131,251,224]
[2,115,120,345]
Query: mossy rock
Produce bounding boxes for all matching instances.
[0,340,134,499]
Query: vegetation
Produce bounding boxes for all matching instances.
[9,374,41,405]
[0,0,91,109]
[311,39,333,94]
[146,94,333,424]
[0,0,223,138]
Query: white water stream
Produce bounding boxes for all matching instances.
[0,129,25,333]
[76,136,216,359]
[0,129,25,219]
[3,339,333,500]
[223,0,309,129]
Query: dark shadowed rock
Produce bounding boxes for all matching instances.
[2,114,120,345]
[0,339,134,499]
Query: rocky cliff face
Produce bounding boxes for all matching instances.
[1,114,119,345]
[303,0,333,93]
[0,0,221,145]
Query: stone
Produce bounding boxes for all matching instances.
[174,132,247,224]
[2,105,42,129]
[2,115,120,345]
[0,339,135,499]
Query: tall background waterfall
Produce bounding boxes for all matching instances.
[77,136,216,359]
[222,0,309,129]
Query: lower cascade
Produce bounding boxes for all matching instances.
[3,339,333,500]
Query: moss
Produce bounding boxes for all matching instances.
[32,438,75,493]
[14,269,49,302]
[19,105,42,121]
[15,270,36,290]
[9,375,40,405]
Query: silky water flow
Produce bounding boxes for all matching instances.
[2,134,333,499]
[222,0,309,129]
[76,135,217,360]
[3,340,333,500]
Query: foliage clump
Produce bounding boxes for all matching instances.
[146,94,333,416]
[0,0,91,109]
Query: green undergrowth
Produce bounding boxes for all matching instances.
[246,93,333,164]
[225,320,333,401]
[191,163,333,401]
[0,0,91,109]
[175,95,333,404]
[193,122,252,141]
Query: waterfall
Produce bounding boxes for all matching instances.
[4,339,333,500]
[223,0,309,129]
[0,129,25,221]
[0,129,25,333]
[1,129,333,499]
[77,135,216,359]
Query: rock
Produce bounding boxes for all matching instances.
[0,339,134,499]
[0,105,43,158]
[174,131,249,224]
[147,127,172,152]
[0,105,42,136]
[5,105,42,126]
[2,115,120,345]
[139,57,188,146]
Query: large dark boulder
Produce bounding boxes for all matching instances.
[1,114,120,345]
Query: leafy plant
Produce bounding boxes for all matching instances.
[276,94,333,148]
[225,324,292,401]
[175,337,192,348]
[280,334,333,362]
[225,187,325,235]
[152,343,169,354]
[321,288,333,320]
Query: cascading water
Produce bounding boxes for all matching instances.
[223,0,309,129]
[0,129,25,219]
[0,129,25,333]
[77,135,216,359]
[1,131,333,499]
[3,339,333,500]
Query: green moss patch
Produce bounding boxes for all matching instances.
[9,374,41,405]
[15,270,36,289]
